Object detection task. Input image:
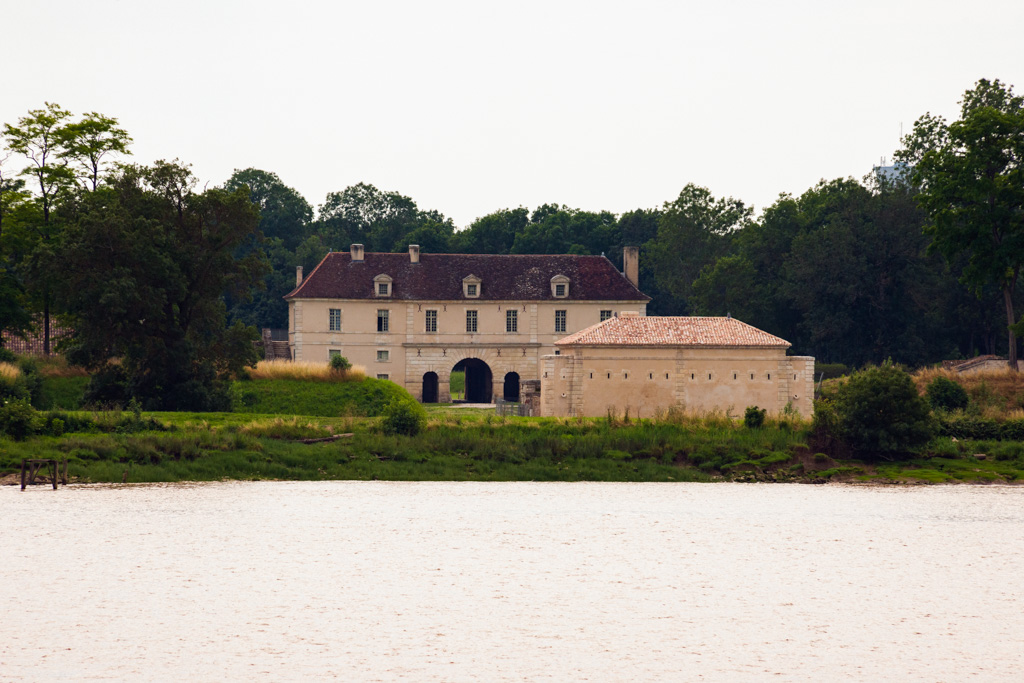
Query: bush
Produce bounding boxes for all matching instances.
[0,398,43,440]
[379,398,426,436]
[0,348,17,364]
[833,363,933,458]
[330,354,352,373]
[926,376,969,411]
[743,406,766,429]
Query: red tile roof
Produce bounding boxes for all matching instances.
[285,252,649,302]
[555,315,791,348]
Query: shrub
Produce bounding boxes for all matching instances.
[743,406,766,429]
[330,354,352,373]
[0,363,29,402]
[0,398,43,440]
[0,348,17,364]
[833,362,933,459]
[379,397,426,436]
[926,376,969,411]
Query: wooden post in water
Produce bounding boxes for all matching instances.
[20,460,26,491]
[52,460,58,490]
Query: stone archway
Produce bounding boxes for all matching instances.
[452,358,493,403]
[503,372,521,402]
[422,372,439,403]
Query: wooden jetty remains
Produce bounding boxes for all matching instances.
[20,459,68,490]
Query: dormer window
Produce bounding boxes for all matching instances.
[550,274,570,298]
[463,274,481,298]
[374,273,393,298]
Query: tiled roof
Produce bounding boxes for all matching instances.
[285,252,649,302]
[555,315,791,348]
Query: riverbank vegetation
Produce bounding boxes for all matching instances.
[3,363,1024,486]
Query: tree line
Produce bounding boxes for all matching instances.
[1,78,1022,407]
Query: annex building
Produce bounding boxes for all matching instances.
[285,244,649,403]
[540,313,815,418]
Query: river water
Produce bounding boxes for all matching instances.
[2,482,1023,681]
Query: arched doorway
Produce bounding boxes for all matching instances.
[503,372,520,402]
[451,358,493,403]
[422,372,439,403]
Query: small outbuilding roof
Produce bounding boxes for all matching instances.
[554,314,791,348]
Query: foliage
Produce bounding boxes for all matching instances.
[898,78,1024,369]
[0,397,42,440]
[379,397,427,436]
[329,354,352,373]
[743,406,767,429]
[926,376,970,411]
[56,162,266,411]
[832,363,934,458]
[247,360,366,382]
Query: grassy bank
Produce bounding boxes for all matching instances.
[4,409,1023,485]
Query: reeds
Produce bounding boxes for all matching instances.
[0,362,21,381]
[247,360,367,382]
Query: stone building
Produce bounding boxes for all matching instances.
[284,245,649,403]
[541,313,814,418]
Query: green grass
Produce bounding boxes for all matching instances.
[38,376,89,410]
[230,377,408,417]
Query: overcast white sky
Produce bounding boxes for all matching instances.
[3,0,1022,228]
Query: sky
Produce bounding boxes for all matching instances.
[3,0,1023,229]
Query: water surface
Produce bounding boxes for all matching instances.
[3,482,1022,681]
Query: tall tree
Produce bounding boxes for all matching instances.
[224,168,312,250]
[2,103,77,354]
[59,112,132,191]
[897,78,1024,369]
[648,184,750,314]
[56,162,267,410]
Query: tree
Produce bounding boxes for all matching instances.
[648,184,750,313]
[60,112,132,191]
[897,78,1024,369]
[833,362,933,459]
[56,162,267,410]
[3,103,79,354]
[224,168,312,250]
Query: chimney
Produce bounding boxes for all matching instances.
[350,244,364,262]
[409,244,420,264]
[295,266,303,287]
[623,246,639,288]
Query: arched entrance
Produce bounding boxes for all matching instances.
[503,372,520,402]
[451,358,493,403]
[422,372,439,403]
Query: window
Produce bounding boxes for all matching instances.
[376,350,389,362]
[329,349,341,359]
[329,308,341,331]
[373,273,393,297]
[600,310,613,322]
[550,274,569,298]
[466,310,478,333]
[506,309,517,333]
[463,275,481,298]
[376,374,389,381]
[425,310,437,333]
[555,310,567,333]
[377,309,389,332]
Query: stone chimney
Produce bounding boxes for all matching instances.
[409,244,420,263]
[295,266,303,287]
[350,244,364,262]
[623,246,639,288]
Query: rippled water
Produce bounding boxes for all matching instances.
[3,482,1023,681]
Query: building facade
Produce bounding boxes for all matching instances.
[285,245,649,403]
[541,313,815,418]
